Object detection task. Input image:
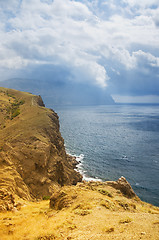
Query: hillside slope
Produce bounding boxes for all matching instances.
[0,87,82,209]
[0,180,159,239]
[0,88,159,240]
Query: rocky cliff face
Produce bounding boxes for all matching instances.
[0,87,82,209]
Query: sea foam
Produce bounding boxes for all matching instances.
[70,153,102,182]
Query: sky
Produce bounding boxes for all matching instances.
[0,0,159,103]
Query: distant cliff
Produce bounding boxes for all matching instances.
[0,87,82,208]
[0,78,115,106]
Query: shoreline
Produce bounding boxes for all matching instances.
[67,151,159,207]
[68,151,103,182]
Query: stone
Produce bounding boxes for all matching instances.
[50,187,77,210]
[107,176,137,198]
[0,189,15,211]
[50,190,71,210]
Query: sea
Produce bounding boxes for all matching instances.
[52,104,159,207]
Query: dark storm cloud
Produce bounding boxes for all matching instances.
[0,0,159,100]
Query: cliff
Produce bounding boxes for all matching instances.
[0,87,159,239]
[0,87,82,209]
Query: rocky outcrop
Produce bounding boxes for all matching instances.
[49,178,140,212]
[106,176,137,198]
[0,189,15,211]
[50,189,77,210]
[0,87,82,210]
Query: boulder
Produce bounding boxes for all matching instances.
[107,176,137,198]
[50,187,77,210]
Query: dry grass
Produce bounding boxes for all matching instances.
[0,183,159,240]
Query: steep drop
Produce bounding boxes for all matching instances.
[0,87,82,210]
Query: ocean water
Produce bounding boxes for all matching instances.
[54,104,159,206]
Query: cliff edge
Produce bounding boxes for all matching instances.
[0,87,82,210]
[0,88,159,240]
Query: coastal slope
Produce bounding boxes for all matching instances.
[0,87,82,209]
[0,87,159,239]
[0,180,159,239]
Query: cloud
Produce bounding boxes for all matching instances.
[0,0,159,97]
[122,0,159,8]
[0,0,109,87]
[0,0,20,12]
[153,8,159,27]
[70,60,109,87]
[133,50,159,67]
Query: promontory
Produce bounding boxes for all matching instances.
[0,87,82,207]
[0,87,159,240]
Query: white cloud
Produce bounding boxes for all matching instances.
[109,47,136,69]
[0,0,110,87]
[0,0,159,92]
[0,0,20,12]
[0,56,28,69]
[70,60,109,87]
[133,50,159,67]
[153,8,159,27]
[122,0,159,8]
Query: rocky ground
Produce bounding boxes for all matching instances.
[0,179,159,240]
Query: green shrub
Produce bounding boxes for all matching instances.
[5,98,25,120]
[0,147,3,152]
[98,189,113,197]
[19,99,25,105]
[11,99,25,107]
[11,108,20,119]
[43,196,50,200]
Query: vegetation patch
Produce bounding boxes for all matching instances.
[74,209,91,216]
[11,108,20,119]
[5,98,25,120]
[36,234,56,240]
[73,202,92,215]
[98,188,113,197]
[100,199,114,210]
[117,200,130,210]
[67,224,77,230]
[73,202,92,210]
[103,227,115,233]
[119,217,132,224]
[0,146,3,152]
[6,91,16,99]
[43,196,50,200]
